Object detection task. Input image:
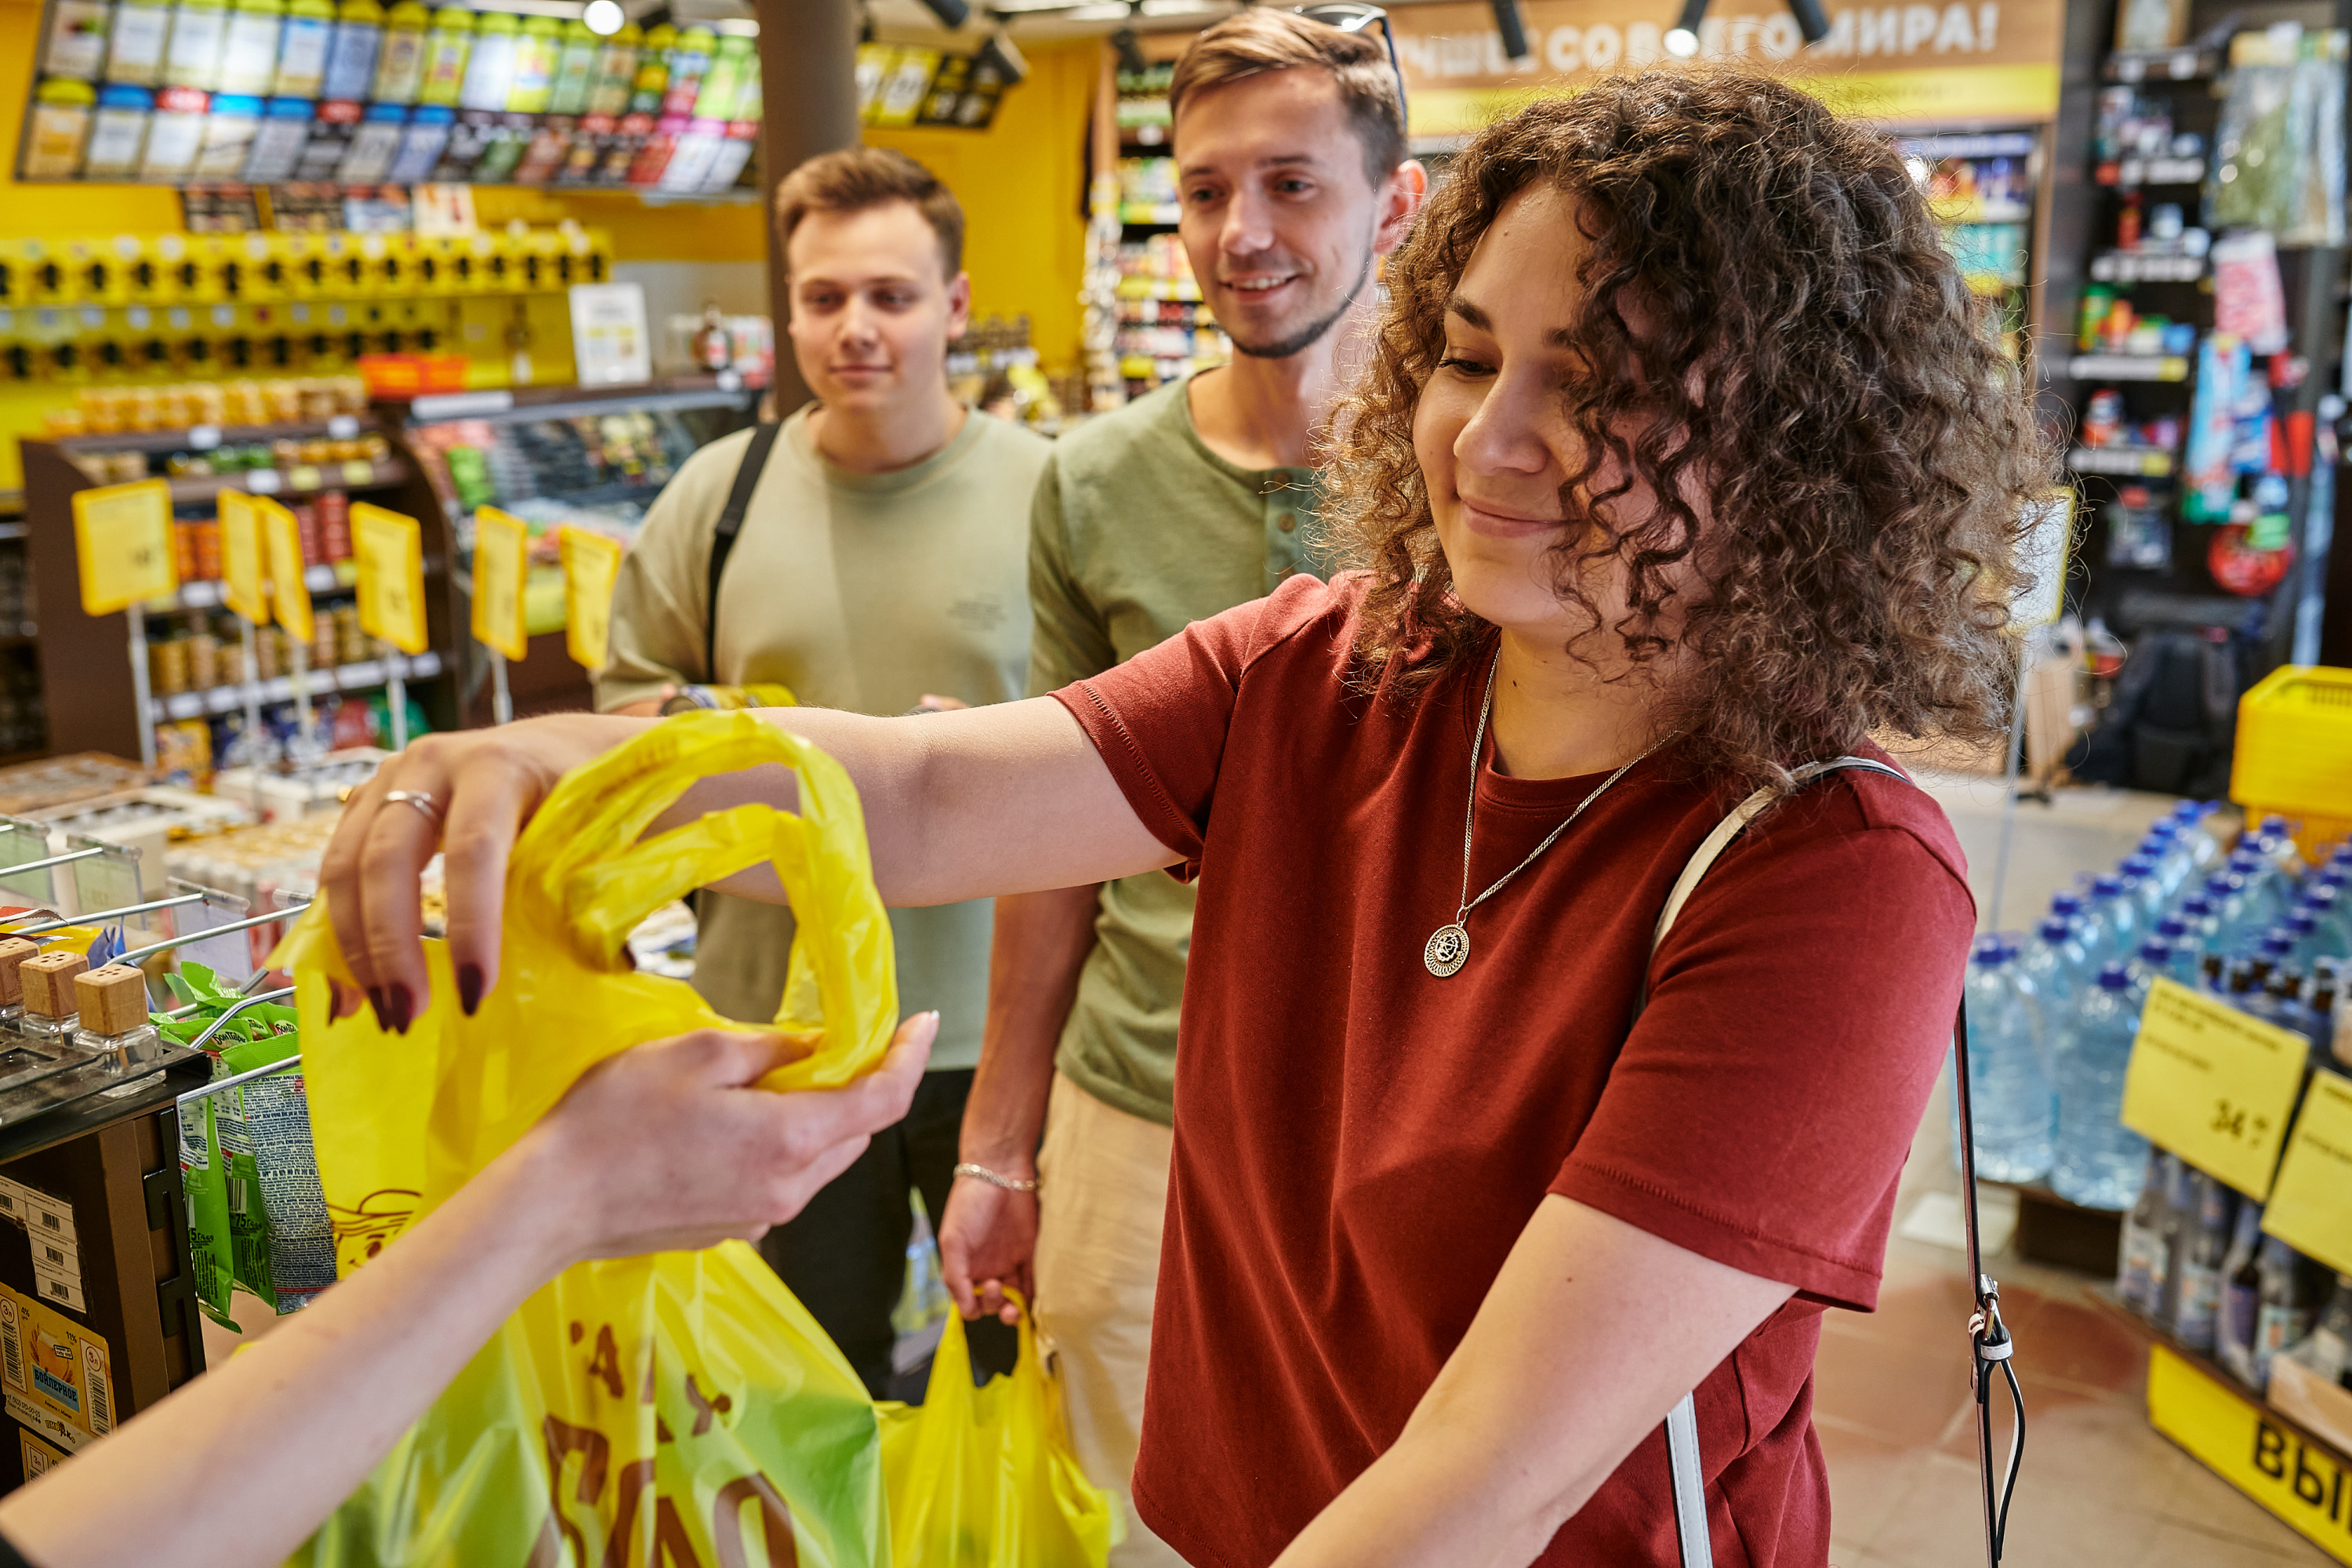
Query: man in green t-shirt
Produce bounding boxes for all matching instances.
[598,147,1046,1397]
[935,13,1424,1559]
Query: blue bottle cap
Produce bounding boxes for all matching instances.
[2093,873,2126,897]
[2263,815,2290,833]
[2158,916,2189,940]
[2123,855,2156,877]
[2262,928,2296,956]
[2038,917,2073,943]
[2099,963,2132,989]
[2182,895,2213,916]
[2288,911,2318,937]
[2051,891,2084,916]
[2139,938,2171,965]
[1971,935,2008,965]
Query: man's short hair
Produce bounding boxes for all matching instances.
[773,147,964,278]
[1168,10,1407,189]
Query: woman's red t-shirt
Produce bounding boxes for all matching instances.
[1049,575,1975,1567]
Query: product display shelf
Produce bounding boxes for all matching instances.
[20,419,460,761]
[2086,1288,2352,1564]
[2059,23,2348,679]
[1102,45,1231,401]
[384,375,757,727]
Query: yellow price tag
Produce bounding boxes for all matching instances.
[2263,1069,2352,1276]
[559,528,622,672]
[258,495,314,647]
[71,479,176,616]
[2122,977,2308,1199]
[470,506,529,663]
[2148,1345,2352,1564]
[352,502,428,656]
[218,490,270,626]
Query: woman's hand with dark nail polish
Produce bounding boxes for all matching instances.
[458,964,484,1018]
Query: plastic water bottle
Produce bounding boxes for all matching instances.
[2209,869,2269,954]
[2018,916,2089,1052]
[1951,938,2054,1183]
[2050,888,2086,927]
[2080,873,2139,967]
[2301,884,2352,961]
[2145,820,2194,901]
[2124,854,2168,924]
[2175,801,2227,877]
[2118,1147,2175,1315]
[2053,961,2154,1210]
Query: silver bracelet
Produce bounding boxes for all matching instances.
[953,1161,1039,1193]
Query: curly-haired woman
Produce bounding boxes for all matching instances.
[318,67,2053,1567]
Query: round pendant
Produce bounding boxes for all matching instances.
[1424,923,1470,978]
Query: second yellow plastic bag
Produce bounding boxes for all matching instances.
[879,1302,1123,1567]
[276,710,901,1566]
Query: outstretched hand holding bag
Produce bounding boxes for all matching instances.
[275,710,900,1568]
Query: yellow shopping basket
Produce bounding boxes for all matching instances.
[2231,666,2352,858]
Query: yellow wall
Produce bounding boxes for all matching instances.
[867,38,1094,370]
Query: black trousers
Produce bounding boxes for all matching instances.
[757,1067,1017,1399]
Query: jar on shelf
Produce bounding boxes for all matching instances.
[187,625,221,689]
[150,637,191,696]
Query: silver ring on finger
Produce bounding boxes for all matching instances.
[382,789,445,829]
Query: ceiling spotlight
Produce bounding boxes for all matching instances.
[1112,24,1149,75]
[1489,0,1529,60]
[582,0,624,34]
[1663,0,1705,55]
[916,0,971,27]
[978,27,1027,82]
[1786,0,1830,45]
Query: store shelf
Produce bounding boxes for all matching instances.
[147,648,444,723]
[1120,204,1182,225]
[1932,198,2036,223]
[2090,251,2209,283]
[164,459,407,504]
[2069,353,2193,381]
[2106,44,2222,81]
[147,561,357,615]
[50,416,376,456]
[2071,445,2181,477]
[2099,157,2208,187]
[1116,278,1203,302]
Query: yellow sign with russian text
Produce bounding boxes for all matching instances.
[2148,1345,2352,1565]
[470,506,529,664]
[71,479,175,617]
[219,490,269,626]
[559,528,622,673]
[353,503,428,656]
[2263,1069,2352,1276]
[2121,977,2307,1199]
[259,495,314,647]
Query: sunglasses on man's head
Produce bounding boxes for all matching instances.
[1291,2,1410,125]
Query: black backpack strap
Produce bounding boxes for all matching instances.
[703,422,782,681]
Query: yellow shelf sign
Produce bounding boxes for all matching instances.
[470,507,530,663]
[2264,1069,2352,1276]
[218,490,269,626]
[559,528,622,673]
[258,496,312,646]
[71,480,176,616]
[2122,977,2308,1199]
[353,503,428,656]
[2148,1344,2352,1564]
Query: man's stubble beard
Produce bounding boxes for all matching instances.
[1226,245,1376,362]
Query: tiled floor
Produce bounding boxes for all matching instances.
[1824,1079,2329,1566]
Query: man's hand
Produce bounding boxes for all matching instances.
[938,1174,1037,1326]
[510,1012,937,1272]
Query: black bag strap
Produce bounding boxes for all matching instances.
[703,422,782,682]
[1645,755,2016,1568]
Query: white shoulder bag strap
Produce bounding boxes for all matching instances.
[1644,755,1909,1568]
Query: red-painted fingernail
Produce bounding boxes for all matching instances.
[458,964,484,1017]
[385,982,413,1035]
[367,987,389,1031]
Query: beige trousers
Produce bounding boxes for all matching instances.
[1033,1071,1189,1568]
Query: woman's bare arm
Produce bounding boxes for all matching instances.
[323,699,1173,1027]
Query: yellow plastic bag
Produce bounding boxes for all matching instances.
[274,710,900,1566]
[878,1304,1123,1567]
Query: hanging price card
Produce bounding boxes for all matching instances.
[559,528,622,672]
[2122,977,2307,1199]
[71,480,176,616]
[470,507,529,662]
[352,503,428,655]
[2263,1069,2352,1276]
[257,496,313,646]
[218,490,269,626]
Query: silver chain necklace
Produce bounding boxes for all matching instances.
[1422,653,1661,978]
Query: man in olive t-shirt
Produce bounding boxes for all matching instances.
[599,148,1046,1398]
[934,15,1425,1561]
